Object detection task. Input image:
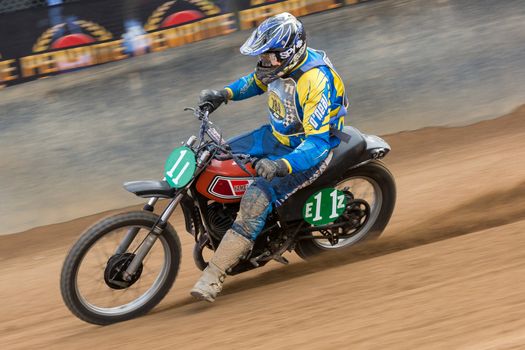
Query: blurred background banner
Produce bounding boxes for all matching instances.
[0,0,369,87]
[232,0,345,30]
[0,0,234,86]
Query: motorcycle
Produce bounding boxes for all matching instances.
[60,105,396,325]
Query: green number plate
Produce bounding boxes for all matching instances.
[302,188,347,226]
[164,146,196,188]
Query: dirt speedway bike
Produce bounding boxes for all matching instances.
[60,106,396,325]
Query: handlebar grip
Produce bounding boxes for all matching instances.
[199,102,214,114]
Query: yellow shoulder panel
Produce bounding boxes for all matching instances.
[296,68,331,136]
[296,68,328,106]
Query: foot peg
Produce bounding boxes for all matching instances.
[250,251,289,266]
[272,255,289,265]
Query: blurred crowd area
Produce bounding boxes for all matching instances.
[0,0,369,87]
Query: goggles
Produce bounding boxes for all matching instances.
[258,52,282,68]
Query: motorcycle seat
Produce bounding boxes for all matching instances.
[319,126,367,184]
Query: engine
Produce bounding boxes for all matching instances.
[206,202,238,240]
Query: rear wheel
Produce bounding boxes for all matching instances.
[60,211,181,325]
[295,161,396,260]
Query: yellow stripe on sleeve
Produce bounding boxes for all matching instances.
[254,74,268,92]
[280,158,293,173]
[224,87,234,99]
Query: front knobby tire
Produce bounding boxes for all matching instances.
[60,211,181,325]
[295,161,396,260]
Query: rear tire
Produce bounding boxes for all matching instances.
[60,211,181,325]
[295,161,396,260]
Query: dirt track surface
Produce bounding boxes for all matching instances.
[1,106,525,349]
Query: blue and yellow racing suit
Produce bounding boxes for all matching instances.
[226,48,348,173]
[225,48,348,240]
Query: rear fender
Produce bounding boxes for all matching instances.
[361,134,390,163]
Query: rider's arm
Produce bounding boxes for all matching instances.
[224,72,267,101]
[279,68,332,173]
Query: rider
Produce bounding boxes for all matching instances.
[191,12,348,302]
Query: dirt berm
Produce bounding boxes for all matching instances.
[1,106,524,349]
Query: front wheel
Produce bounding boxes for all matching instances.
[60,211,181,325]
[295,161,396,260]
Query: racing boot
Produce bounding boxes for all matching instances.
[190,229,252,302]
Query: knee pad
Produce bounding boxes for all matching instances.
[231,185,272,240]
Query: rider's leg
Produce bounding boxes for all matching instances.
[191,126,291,302]
[190,154,332,302]
[190,228,253,302]
[190,185,271,302]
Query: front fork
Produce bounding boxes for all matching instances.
[114,197,159,255]
[118,139,209,281]
[120,194,183,281]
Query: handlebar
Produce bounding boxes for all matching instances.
[184,105,256,178]
[184,106,226,146]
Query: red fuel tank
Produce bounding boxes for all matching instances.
[196,159,256,203]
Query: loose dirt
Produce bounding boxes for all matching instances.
[1,106,525,349]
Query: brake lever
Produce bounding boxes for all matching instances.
[230,152,256,179]
[198,102,214,117]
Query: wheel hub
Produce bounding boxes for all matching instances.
[330,198,371,242]
[104,253,143,290]
[344,199,370,230]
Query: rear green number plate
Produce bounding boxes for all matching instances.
[303,188,347,226]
